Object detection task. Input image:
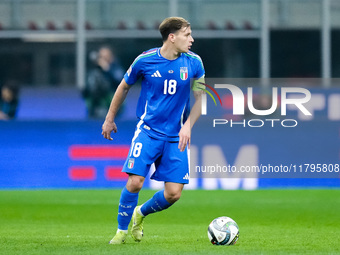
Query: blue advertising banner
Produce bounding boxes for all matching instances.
[0,121,135,188]
[0,119,339,189]
[0,87,339,189]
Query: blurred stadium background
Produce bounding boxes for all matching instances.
[0,0,340,189]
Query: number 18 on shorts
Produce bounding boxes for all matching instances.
[122,130,190,184]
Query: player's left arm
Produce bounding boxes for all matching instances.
[178,77,205,152]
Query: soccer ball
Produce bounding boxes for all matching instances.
[207,216,239,245]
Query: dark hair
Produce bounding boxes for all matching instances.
[159,17,190,42]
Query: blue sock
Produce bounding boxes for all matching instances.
[117,187,139,231]
[140,190,172,217]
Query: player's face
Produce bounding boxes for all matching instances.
[98,48,113,63]
[173,26,194,53]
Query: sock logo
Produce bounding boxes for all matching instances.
[118,212,129,216]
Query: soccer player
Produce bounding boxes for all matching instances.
[101,17,205,244]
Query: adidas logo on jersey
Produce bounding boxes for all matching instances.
[151,70,162,77]
[183,173,189,180]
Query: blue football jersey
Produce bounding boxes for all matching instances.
[124,47,205,141]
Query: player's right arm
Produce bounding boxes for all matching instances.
[102,51,144,140]
[101,78,131,140]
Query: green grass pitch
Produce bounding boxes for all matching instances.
[1,189,340,255]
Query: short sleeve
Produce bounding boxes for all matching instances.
[194,55,205,79]
[124,55,144,85]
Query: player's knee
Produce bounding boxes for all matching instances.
[126,175,144,193]
[165,190,182,203]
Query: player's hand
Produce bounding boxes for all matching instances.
[178,123,191,152]
[101,120,117,140]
